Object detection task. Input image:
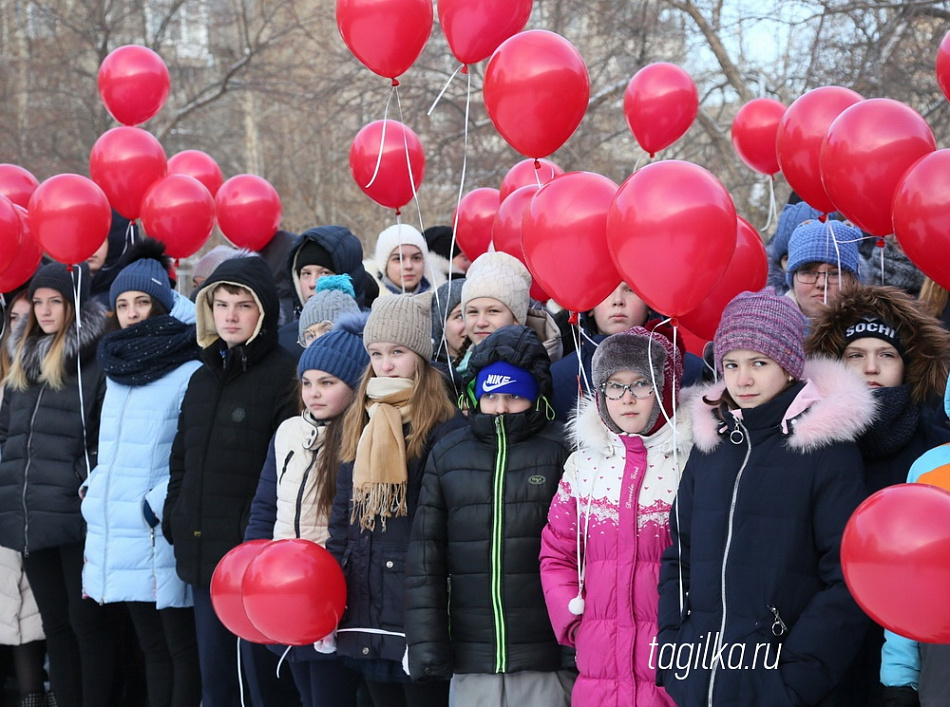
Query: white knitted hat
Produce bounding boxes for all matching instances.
[461,251,532,325]
[374,224,429,268]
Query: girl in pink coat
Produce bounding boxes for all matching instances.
[540,325,694,707]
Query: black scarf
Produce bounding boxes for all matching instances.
[98,315,201,387]
[857,385,919,460]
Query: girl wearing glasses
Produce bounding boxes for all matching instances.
[540,325,694,706]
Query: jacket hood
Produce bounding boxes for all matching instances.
[806,285,950,405]
[690,357,877,454]
[195,255,278,349]
[465,324,552,403]
[288,226,367,307]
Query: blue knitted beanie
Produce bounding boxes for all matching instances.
[110,258,175,312]
[786,220,862,288]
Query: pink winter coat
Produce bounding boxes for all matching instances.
[540,392,695,707]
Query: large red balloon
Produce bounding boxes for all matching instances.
[0,196,22,277]
[167,150,224,197]
[97,45,171,126]
[607,161,736,317]
[349,120,425,210]
[892,149,950,290]
[938,31,950,103]
[499,158,564,203]
[438,0,532,65]
[0,165,39,209]
[210,540,273,644]
[522,172,620,312]
[215,175,282,251]
[820,99,936,236]
[242,539,347,646]
[453,188,499,261]
[0,206,42,291]
[141,175,215,260]
[842,484,950,643]
[679,217,768,340]
[484,30,590,159]
[89,127,167,220]
[28,174,112,265]
[623,63,699,157]
[492,183,538,259]
[731,98,786,175]
[336,0,433,80]
[776,87,863,214]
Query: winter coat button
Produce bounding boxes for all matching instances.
[386,560,394,568]
[361,647,370,655]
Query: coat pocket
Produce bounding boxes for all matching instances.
[379,550,406,629]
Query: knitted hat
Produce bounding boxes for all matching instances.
[714,290,807,378]
[294,239,336,274]
[424,225,458,261]
[297,275,360,346]
[864,237,925,296]
[374,224,429,268]
[474,361,539,402]
[192,245,239,282]
[298,316,370,390]
[461,252,531,325]
[843,315,904,357]
[363,291,434,360]
[29,262,91,304]
[110,258,175,312]
[770,201,823,259]
[431,277,466,356]
[786,220,862,288]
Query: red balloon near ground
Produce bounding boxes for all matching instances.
[731,98,786,175]
[97,45,171,126]
[0,206,42,291]
[89,127,167,220]
[0,165,40,209]
[210,540,273,644]
[937,31,950,103]
[0,196,23,276]
[438,0,532,65]
[141,175,215,260]
[242,539,347,646]
[820,98,935,236]
[28,174,112,265]
[349,120,425,210]
[453,188,499,261]
[893,149,950,290]
[499,159,564,203]
[492,184,539,259]
[215,175,282,251]
[775,87,864,214]
[336,0,433,80]
[167,150,224,197]
[623,63,699,157]
[842,484,950,643]
[484,30,590,158]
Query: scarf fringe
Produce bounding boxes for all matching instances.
[352,482,408,532]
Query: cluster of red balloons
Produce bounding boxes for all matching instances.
[211,539,347,646]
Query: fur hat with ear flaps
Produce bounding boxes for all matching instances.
[805,284,950,405]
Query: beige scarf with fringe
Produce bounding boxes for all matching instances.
[352,377,413,531]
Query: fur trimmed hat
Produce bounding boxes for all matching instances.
[461,252,531,325]
[363,291,434,360]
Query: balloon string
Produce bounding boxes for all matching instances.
[427,65,464,116]
[879,237,886,286]
[236,638,246,707]
[633,155,643,174]
[761,176,776,231]
[276,645,291,678]
[365,84,397,189]
[72,266,92,481]
[393,85,426,238]
[449,68,472,254]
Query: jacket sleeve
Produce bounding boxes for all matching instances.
[244,435,279,542]
[326,461,353,563]
[404,450,453,681]
[163,394,189,545]
[74,367,107,481]
[0,389,10,448]
[881,629,920,689]
[539,459,582,647]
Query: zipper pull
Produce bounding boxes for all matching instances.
[729,419,746,445]
[769,605,787,637]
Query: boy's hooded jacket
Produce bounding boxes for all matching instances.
[163,256,298,587]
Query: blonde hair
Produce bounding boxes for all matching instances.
[0,291,29,384]
[7,298,77,392]
[919,277,949,320]
[340,353,456,462]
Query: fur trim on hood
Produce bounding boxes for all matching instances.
[805,285,950,404]
[690,357,877,454]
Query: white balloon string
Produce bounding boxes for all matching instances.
[449,69,472,250]
[276,645,291,677]
[365,85,397,189]
[393,85,426,239]
[72,267,92,480]
[236,637,246,707]
[761,176,776,231]
[427,65,464,116]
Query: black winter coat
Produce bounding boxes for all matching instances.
[405,409,570,680]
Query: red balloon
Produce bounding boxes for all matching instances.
[438,0,532,65]
[893,149,950,290]
[242,539,347,646]
[0,206,42,291]
[97,45,171,126]
[499,158,564,203]
[349,120,425,210]
[607,161,736,317]
[0,196,23,277]
[141,175,215,260]
[453,188,499,261]
[492,183,539,259]
[210,540,273,644]
[731,98,786,175]
[28,174,112,265]
[623,63,699,157]
[775,87,864,213]
[336,0,433,80]
[522,172,620,312]
[678,217,768,340]
[215,175,282,251]
[89,127,167,220]
[820,98,936,236]
[938,31,950,103]
[484,30,590,159]
[0,165,39,208]
[842,484,950,643]
[167,150,224,197]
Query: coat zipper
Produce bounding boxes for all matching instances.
[707,417,752,707]
[491,415,508,674]
[21,387,45,557]
[294,453,317,539]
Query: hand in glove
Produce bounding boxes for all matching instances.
[313,632,337,654]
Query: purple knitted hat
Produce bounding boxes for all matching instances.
[714,289,808,379]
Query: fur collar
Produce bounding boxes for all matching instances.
[690,357,877,454]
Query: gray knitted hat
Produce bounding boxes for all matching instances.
[431,278,466,359]
[461,252,531,325]
[297,274,360,346]
[363,291,434,360]
[192,245,239,282]
[714,289,807,378]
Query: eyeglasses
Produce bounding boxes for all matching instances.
[794,269,844,286]
[599,380,655,400]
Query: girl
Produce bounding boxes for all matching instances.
[80,245,203,707]
[371,225,441,296]
[245,315,369,707]
[540,325,694,706]
[326,292,465,707]
[0,263,114,707]
[656,289,875,706]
